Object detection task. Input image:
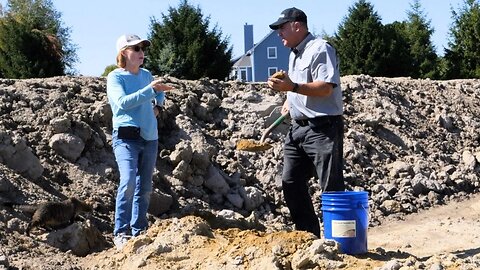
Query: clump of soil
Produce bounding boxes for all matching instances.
[236,139,272,151]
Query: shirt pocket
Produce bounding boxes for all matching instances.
[292,62,311,82]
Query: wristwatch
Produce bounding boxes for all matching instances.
[291,83,299,93]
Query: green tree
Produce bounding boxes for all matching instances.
[102,64,117,77]
[381,21,412,77]
[145,0,233,80]
[403,0,439,79]
[444,0,480,79]
[331,0,387,76]
[0,0,77,78]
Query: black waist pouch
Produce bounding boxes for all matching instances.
[118,126,141,140]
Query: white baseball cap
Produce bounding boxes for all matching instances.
[116,34,151,52]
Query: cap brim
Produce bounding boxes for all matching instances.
[128,39,151,48]
[140,40,151,47]
[119,40,151,52]
[269,18,290,30]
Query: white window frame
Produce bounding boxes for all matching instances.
[239,67,248,81]
[268,67,278,77]
[267,47,277,59]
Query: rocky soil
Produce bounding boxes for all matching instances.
[0,74,479,269]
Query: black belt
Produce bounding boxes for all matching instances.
[294,115,340,127]
[294,119,311,126]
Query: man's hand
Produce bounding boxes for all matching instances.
[268,71,295,92]
[271,71,285,79]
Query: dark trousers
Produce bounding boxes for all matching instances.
[282,115,345,237]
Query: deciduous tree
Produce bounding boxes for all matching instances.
[0,0,77,78]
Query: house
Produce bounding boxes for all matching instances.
[231,23,290,82]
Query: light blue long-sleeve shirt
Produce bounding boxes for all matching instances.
[107,68,165,140]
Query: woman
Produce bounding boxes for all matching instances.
[107,34,173,249]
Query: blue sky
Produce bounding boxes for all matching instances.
[0,0,466,76]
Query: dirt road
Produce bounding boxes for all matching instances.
[369,193,480,258]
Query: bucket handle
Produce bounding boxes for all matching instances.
[359,202,371,220]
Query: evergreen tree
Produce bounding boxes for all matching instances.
[331,0,387,76]
[444,0,480,79]
[0,0,77,78]
[381,21,411,78]
[145,0,233,80]
[404,0,439,79]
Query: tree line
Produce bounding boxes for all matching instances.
[329,0,480,79]
[0,0,479,80]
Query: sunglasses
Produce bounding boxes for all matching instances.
[128,45,146,52]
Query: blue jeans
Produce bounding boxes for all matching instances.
[112,130,158,236]
[282,115,345,237]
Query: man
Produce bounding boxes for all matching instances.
[268,7,345,238]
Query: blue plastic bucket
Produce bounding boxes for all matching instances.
[321,191,369,254]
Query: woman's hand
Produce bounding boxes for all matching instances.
[151,79,174,92]
[153,105,161,117]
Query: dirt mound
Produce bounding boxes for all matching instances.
[0,75,479,269]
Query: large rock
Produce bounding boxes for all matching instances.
[45,221,107,257]
[0,133,43,179]
[49,133,85,162]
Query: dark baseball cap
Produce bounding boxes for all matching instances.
[269,7,307,30]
